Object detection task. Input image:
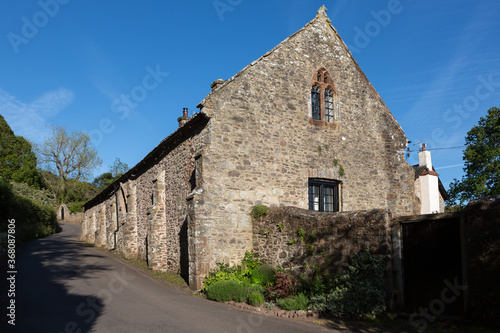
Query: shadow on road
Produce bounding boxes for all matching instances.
[9,223,108,333]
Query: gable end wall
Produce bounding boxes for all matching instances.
[194,15,419,281]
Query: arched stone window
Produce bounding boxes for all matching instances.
[310,68,337,123]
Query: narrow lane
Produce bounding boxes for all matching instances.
[13,223,337,333]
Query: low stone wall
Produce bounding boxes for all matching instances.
[62,212,83,223]
[57,204,83,223]
[252,206,393,277]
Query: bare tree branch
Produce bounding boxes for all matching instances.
[34,125,102,201]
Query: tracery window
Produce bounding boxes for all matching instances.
[311,68,336,123]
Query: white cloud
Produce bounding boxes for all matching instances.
[0,88,74,143]
[29,88,74,117]
[435,164,463,170]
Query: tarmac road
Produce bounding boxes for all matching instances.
[11,222,339,333]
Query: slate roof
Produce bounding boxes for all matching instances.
[83,112,209,209]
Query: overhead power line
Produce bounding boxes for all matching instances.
[422,146,465,151]
[400,145,466,155]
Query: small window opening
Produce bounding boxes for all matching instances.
[308,179,340,212]
[152,179,158,206]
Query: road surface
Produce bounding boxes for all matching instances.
[11,222,339,333]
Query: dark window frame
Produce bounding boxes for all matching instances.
[324,88,334,122]
[311,86,321,120]
[308,179,340,212]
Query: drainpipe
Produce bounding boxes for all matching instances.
[110,184,120,251]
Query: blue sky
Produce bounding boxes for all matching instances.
[1,0,499,191]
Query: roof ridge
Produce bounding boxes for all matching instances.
[198,6,332,107]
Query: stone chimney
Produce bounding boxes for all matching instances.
[418,145,440,214]
[210,79,224,92]
[177,108,190,128]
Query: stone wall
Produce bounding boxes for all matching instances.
[82,8,419,290]
[194,8,418,283]
[82,116,210,284]
[252,206,393,277]
[57,204,83,223]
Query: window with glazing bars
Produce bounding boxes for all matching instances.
[311,86,321,120]
[308,179,339,212]
[311,69,336,123]
[324,89,334,122]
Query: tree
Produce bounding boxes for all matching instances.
[92,172,114,189]
[447,107,500,206]
[109,157,129,178]
[93,158,129,189]
[0,114,43,188]
[35,126,102,201]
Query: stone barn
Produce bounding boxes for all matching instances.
[82,6,423,289]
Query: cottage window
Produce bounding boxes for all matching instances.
[308,179,340,212]
[311,68,336,123]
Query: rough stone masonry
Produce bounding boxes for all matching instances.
[82,6,420,290]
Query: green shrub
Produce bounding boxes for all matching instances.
[233,280,253,302]
[250,265,275,286]
[241,250,268,281]
[233,281,266,303]
[309,250,387,314]
[202,262,240,292]
[298,273,335,297]
[68,201,84,214]
[206,280,243,302]
[10,181,56,207]
[247,284,265,295]
[241,250,262,270]
[206,280,258,303]
[277,293,309,311]
[0,179,59,247]
[248,292,264,306]
[251,204,270,220]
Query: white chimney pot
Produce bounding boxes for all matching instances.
[418,149,433,170]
